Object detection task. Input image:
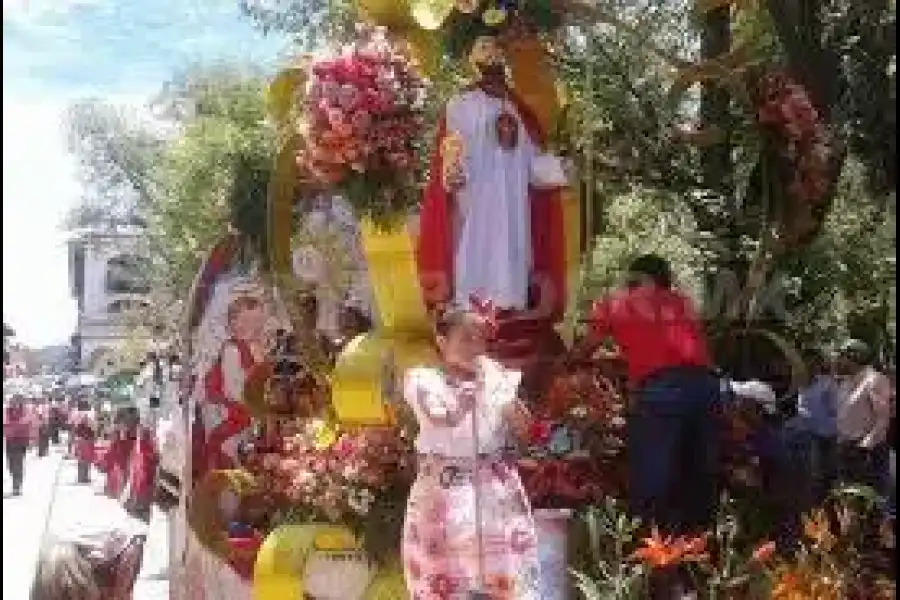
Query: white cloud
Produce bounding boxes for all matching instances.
[1,0,287,349]
[2,95,79,348]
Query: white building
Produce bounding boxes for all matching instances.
[68,228,152,376]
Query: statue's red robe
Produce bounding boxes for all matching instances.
[416,84,567,319]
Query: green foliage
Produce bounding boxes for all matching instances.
[570,498,649,600]
[65,66,276,339]
[570,187,709,333]
[239,0,358,48]
[776,160,896,362]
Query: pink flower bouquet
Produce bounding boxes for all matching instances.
[297,26,428,223]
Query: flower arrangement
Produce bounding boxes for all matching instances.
[755,72,832,205]
[297,26,428,224]
[571,490,897,599]
[245,418,415,563]
[518,360,628,508]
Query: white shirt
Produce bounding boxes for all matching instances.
[403,357,521,457]
[836,366,892,446]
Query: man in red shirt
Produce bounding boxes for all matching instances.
[4,395,33,495]
[575,254,720,533]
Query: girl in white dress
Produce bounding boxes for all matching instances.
[401,306,541,599]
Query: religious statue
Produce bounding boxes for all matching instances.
[417,35,568,317]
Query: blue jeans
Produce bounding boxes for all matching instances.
[782,430,837,509]
[837,442,890,494]
[627,367,722,533]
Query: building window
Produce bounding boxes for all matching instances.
[106,255,151,294]
[107,299,150,314]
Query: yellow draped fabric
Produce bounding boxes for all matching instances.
[506,37,562,138]
[253,524,409,599]
[331,220,438,425]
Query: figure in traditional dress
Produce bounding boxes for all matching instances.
[99,407,139,498]
[71,400,98,485]
[401,304,541,599]
[3,395,32,496]
[121,424,159,523]
[201,284,271,472]
[417,36,567,316]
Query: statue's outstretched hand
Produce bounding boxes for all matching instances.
[444,167,466,193]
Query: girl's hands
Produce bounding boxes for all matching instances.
[502,399,534,446]
[444,166,467,193]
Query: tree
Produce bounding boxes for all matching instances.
[65,65,276,341]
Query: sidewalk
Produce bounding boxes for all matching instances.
[38,453,171,600]
[3,449,64,599]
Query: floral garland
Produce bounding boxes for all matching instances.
[755,71,832,205]
[297,26,427,225]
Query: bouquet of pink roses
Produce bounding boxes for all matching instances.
[298,25,427,223]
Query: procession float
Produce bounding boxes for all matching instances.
[167,1,895,599]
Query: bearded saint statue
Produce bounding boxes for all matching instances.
[417,35,567,317]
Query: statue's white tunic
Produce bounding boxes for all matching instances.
[447,89,536,310]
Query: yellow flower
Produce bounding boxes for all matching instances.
[455,0,479,13]
[310,419,338,450]
[482,7,507,26]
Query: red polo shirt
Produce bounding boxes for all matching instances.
[590,284,711,386]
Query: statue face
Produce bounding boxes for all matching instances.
[470,36,504,74]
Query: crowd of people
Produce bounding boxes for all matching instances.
[3,388,163,599]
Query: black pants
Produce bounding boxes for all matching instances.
[77,459,91,484]
[837,442,889,495]
[5,441,27,493]
[37,427,50,457]
[49,423,61,445]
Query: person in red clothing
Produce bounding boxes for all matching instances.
[4,395,32,495]
[575,254,721,533]
[121,424,159,523]
[71,400,98,484]
[99,407,139,499]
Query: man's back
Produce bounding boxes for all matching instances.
[591,285,711,385]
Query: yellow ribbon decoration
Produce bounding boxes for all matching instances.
[505,35,563,140]
[357,0,414,28]
[254,523,409,599]
[410,0,456,30]
[331,219,438,425]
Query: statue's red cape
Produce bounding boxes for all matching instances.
[416,85,567,319]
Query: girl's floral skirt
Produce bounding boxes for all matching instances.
[402,455,541,600]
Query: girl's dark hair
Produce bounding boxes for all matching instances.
[626,254,673,289]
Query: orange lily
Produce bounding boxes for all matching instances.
[802,509,836,551]
[629,527,709,569]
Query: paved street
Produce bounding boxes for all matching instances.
[3,445,170,599]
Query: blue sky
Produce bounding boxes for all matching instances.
[2,0,289,347]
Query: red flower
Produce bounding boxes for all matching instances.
[528,420,553,445]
